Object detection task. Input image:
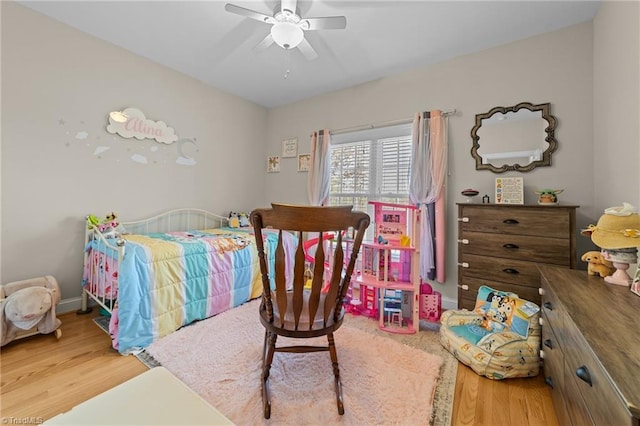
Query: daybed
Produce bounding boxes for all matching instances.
[81,208,295,354]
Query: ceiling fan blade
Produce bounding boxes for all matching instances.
[281,0,297,15]
[297,38,318,61]
[224,4,275,24]
[302,16,347,30]
[254,34,275,52]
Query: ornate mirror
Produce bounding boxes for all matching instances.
[470,102,557,173]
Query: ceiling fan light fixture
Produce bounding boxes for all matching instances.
[270,22,304,49]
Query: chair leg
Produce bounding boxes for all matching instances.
[327,332,345,415]
[262,330,277,419]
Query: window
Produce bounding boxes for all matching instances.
[329,123,413,215]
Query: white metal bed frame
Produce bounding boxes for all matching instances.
[79,208,229,315]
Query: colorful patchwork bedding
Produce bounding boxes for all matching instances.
[83,227,295,354]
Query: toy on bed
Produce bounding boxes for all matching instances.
[0,275,62,346]
[228,211,251,228]
[87,212,126,239]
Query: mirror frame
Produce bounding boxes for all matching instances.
[470,102,557,173]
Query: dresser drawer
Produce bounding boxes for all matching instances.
[459,276,541,306]
[459,254,541,287]
[459,206,571,238]
[541,322,570,425]
[563,361,595,426]
[563,317,633,426]
[460,231,571,266]
[540,282,566,343]
[541,314,564,389]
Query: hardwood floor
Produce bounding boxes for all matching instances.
[1,310,558,424]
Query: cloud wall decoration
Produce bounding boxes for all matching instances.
[106,107,178,145]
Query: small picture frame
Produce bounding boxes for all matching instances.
[282,138,298,158]
[297,154,311,172]
[267,156,280,173]
[495,177,524,205]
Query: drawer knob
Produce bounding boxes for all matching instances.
[543,339,554,349]
[458,217,469,223]
[458,239,469,244]
[503,219,519,224]
[503,268,519,274]
[576,366,593,386]
[544,376,554,389]
[543,301,553,310]
[503,243,519,249]
[458,284,469,291]
[539,288,545,296]
[458,262,469,268]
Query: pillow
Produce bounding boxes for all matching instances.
[474,285,539,338]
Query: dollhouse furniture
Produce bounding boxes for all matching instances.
[439,285,541,380]
[250,203,370,419]
[457,203,578,310]
[354,202,422,334]
[539,266,640,425]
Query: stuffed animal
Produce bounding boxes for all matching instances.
[238,212,250,227]
[228,212,240,228]
[581,251,615,277]
[0,276,62,346]
[87,212,125,238]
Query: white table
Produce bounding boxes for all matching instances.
[46,367,234,425]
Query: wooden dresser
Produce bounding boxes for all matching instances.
[457,203,577,310]
[539,265,640,425]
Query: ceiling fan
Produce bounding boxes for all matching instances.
[224,0,347,60]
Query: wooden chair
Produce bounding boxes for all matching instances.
[250,203,370,419]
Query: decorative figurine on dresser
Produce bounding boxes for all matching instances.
[581,202,640,288]
[457,202,578,310]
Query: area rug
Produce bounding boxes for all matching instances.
[143,299,456,425]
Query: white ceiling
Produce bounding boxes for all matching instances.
[20,0,600,108]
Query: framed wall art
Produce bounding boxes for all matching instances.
[267,156,280,173]
[282,137,298,158]
[495,177,524,204]
[297,154,310,172]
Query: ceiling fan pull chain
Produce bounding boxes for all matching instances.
[284,49,291,79]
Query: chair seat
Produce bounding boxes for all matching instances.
[439,285,541,380]
[262,291,344,337]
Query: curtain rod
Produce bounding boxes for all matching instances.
[329,109,456,136]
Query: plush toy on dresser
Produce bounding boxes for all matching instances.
[581,251,615,278]
[0,275,62,346]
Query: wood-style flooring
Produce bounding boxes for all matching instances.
[1,310,558,425]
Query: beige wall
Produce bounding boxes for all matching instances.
[266,22,595,305]
[0,3,268,311]
[593,0,640,212]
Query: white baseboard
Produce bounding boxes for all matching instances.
[57,296,96,315]
[441,296,458,310]
[57,295,459,315]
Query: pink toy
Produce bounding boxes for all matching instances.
[419,282,442,322]
[419,283,441,322]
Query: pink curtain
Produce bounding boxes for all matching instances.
[307,129,331,206]
[409,111,448,283]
